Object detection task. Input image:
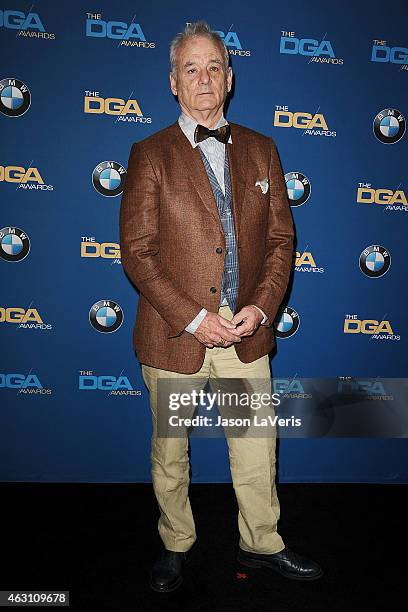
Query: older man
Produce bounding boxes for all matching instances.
[120,21,323,592]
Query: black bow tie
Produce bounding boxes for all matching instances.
[194,123,231,144]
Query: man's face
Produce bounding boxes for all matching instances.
[170,35,232,118]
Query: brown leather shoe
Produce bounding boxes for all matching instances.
[237,546,323,581]
[149,547,193,592]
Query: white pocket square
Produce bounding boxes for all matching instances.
[255,178,269,194]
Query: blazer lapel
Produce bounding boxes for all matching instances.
[227,123,248,239]
[172,122,224,233]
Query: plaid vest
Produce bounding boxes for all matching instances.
[198,147,239,314]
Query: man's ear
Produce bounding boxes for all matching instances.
[226,67,233,93]
[169,72,177,96]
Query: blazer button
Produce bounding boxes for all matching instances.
[210,287,217,293]
[216,247,223,254]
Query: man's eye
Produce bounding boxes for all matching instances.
[210,66,219,71]
[187,68,196,74]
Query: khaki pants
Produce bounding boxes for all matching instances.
[141,305,285,554]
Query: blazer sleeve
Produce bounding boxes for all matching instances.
[119,142,203,338]
[246,138,294,326]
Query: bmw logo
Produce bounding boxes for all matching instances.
[274,306,300,339]
[359,245,391,278]
[373,108,406,144]
[0,78,31,117]
[0,227,30,262]
[92,161,126,197]
[89,300,124,333]
[285,172,311,207]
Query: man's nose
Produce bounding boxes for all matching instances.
[198,69,210,84]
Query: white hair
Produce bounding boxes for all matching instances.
[169,21,229,76]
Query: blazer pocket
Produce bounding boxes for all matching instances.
[244,184,269,203]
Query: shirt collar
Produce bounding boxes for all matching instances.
[178,111,232,148]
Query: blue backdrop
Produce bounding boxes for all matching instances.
[1,0,407,482]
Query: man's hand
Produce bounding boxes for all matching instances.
[230,305,263,337]
[194,312,242,348]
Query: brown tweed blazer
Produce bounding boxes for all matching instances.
[119,120,294,374]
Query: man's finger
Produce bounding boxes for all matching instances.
[217,316,238,330]
[234,322,252,336]
[230,312,247,326]
[211,332,241,344]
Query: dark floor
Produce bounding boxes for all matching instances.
[1,482,405,610]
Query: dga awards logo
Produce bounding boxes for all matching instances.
[357,183,407,213]
[85,12,155,48]
[344,316,400,341]
[80,237,121,264]
[294,250,324,273]
[371,39,408,72]
[285,172,311,206]
[359,245,391,278]
[84,91,152,124]
[186,23,251,57]
[274,105,336,137]
[0,372,52,395]
[92,161,126,196]
[0,9,55,39]
[89,300,124,333]
[0,78,30,117]
[279,31,344,65]
[273,378,312,399]
[0,305,52,330]
[274,306,300,339]
[0,163,53,191]
[79,370,142,396]
[373,108,406,144]
[0,227,30,262]
[337,377,392,400]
